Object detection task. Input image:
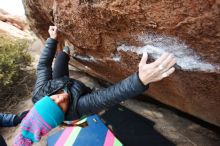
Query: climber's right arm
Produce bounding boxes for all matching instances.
[34,26,58,89]
[77,52,176,116]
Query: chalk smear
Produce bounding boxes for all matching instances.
[73,55,97,62]
[73,54,121,63]
[111,54,121,62]
[117,34,220,73]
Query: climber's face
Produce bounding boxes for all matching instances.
[50,91,69,113]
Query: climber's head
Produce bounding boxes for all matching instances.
[50,90,70,113]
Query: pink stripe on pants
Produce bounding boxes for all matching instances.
[55,127,73,146]
[104,130,115,146]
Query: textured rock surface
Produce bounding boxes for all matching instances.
[0,9,31,38]
[22,0,220,126]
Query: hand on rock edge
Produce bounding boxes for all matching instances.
[138,53,176,85]
[48,26,58,40]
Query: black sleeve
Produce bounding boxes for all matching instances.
[0,113,16,127]
[34,38,57,91]
[77,72,149,115]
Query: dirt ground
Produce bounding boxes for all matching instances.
[0,39,220,146]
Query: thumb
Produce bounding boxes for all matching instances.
[139,53,148,67]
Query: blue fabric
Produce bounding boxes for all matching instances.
[47,130,64,146]
[0,113,16,127]
[47,115,112,146]
[35,96,64,128]
[73,115,108,146]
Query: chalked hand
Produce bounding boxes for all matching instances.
[138,52,176,85]
[48,26,58,40]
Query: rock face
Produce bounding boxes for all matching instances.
[0,9,31,38]
[23,0,220,126]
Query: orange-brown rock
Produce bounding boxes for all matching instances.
[22,0,220,126]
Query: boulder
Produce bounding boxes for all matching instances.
[22,0,220,126]
[0,9,31,38]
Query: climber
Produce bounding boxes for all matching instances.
[32,25,176,118]
[14,26,176,145]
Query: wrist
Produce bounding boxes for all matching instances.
[47,38,58,44]
[50,37,57,40]
[137,72,149,86]
[138,72,146,85]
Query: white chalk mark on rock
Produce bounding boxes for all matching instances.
[73,54,121,63]
[73,55,97,62]
[117,34,220,73]
[111,54,121,62]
